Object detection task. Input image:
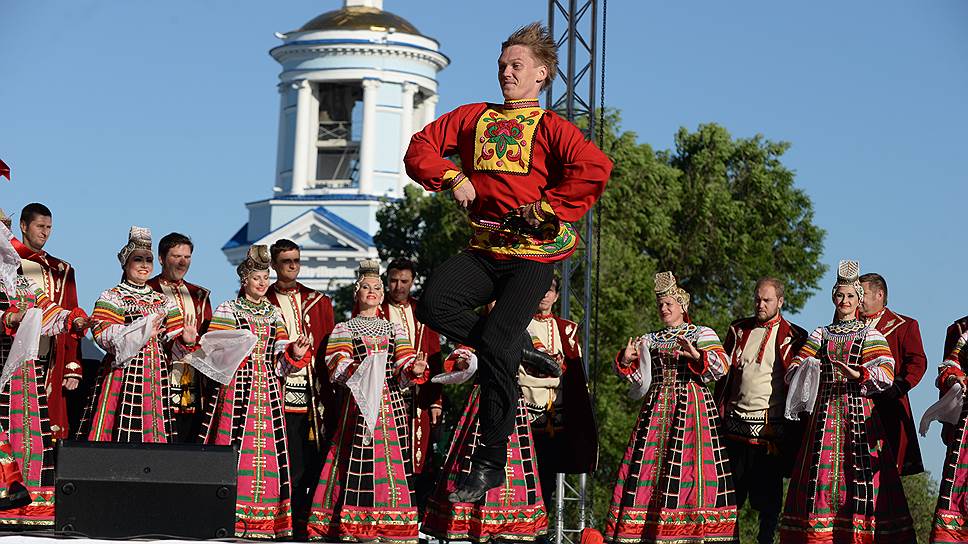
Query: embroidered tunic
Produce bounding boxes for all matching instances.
[779,320,915,543]
[930,331,968,543]
[307,316,421,543]
[404,99,611,262]
[607,323,737,543]
[0,276,81,527]
[78,281,186,443]
[200,297,304,540]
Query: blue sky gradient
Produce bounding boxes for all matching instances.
[2,1,966,476]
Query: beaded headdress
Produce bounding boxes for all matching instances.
[355,259,382,290]
[117,226,152,265]
[654,271,690,313]
[832,259,864,300]
[237,245,271,281]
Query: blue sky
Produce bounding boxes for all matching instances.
[2,1,966,476]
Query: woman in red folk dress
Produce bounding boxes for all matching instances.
[78,227,197,443]
[607,272,737,544]
[928,331,968,543]
[0,274,88,528]
[779,260,914,543]
[200,245,311,540]
[307,260,427,543]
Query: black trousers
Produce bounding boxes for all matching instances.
[286,411,323,533]
[417,250,554,465]
[173,411,202,443]
[726,438,783,544]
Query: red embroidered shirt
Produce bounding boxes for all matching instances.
[404,98,612,261]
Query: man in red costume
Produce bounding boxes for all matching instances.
[945,315,968,360]
[859,272,926,476]
[14,203,80,440]
[404,22,611,500]
[715,278,807,544]
[380,258,443,509]
[146,233,213,442]
[266,238,335,534]
[522,276,597,507]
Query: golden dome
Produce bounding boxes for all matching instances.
[299,6,421,35]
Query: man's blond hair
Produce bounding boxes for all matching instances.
[501,22,558,90]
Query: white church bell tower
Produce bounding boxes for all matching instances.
[223,0,449,291]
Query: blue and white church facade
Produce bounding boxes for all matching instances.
[223,0,448,291]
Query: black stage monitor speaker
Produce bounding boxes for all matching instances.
[55,440,237,539]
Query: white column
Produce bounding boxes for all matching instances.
[358,78,381,195]
[291,80,312,195]
[398,82,417,193]
[421,94,439,129]
[273,84,287,193]
[306,83,320,190]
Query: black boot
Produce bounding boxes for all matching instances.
[521,347,562,378]
[0,482,31,511]
[449,458,505,503]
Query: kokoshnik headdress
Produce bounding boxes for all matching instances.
[355,259,382,291]
[654,271,690,313]
[237,245,271,281]
[117,226,152,265]
[832,259,864,300]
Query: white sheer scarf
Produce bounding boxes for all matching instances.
[431,349,478,385]
[112,314,160,368]
[0,222,19,298]
[184,329,258,385]
[345,351,388,445]
[919,383,965,437]
[2,308,42,388]
[629,337,653,401]
[785,357,822,420]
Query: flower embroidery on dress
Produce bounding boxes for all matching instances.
[474,106,544,174]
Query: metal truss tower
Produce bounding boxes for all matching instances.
[544,1,600,543]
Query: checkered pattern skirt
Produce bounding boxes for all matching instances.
[780,361,915,543]
[307,356,418,543]
[422,385,547,542]
[77,338,174,443]
[0,354,56,528]
[605,356,737,543]
[930,400,968,543]
[200,340,293,540]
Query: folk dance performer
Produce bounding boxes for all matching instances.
[779,260,914,543]
[146,233,213,442]
[858,272,927,476]
[522,276,597,506]
[929,330,968,543]
[714,277,806,544]
[200,245,312,540]
[307,260,426,543]
[13,203,83,440]
[0,213,89,527]
[608,272,737,543]
[404,22,611,500]
[265,238,335,533]
[380,258,443,506]
[77,227,198,443]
